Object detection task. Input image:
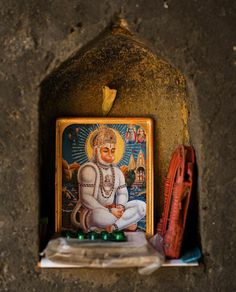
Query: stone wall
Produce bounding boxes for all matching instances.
[0,1,235,291]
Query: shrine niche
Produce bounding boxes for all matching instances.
[39,18,196,249]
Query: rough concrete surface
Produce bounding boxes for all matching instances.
[0,1,236,291]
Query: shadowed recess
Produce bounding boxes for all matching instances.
[39,19,200,252]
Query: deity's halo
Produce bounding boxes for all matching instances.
[85,126,125,164]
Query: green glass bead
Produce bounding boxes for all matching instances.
[87,231,98,240]
[65,231,76,239]
[77,231,85,240]
[101,231,110,241]
[65,232,71,239]
[113,231,126,241]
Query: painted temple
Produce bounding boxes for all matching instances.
[128,150,146,187]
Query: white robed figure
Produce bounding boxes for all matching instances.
[71,126,146,232]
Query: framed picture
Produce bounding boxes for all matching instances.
[55,118,154,237]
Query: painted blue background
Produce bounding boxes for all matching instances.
[62,123,147,231]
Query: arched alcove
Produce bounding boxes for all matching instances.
[39,19,199,251]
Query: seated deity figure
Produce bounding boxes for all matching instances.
[71,126,146,232]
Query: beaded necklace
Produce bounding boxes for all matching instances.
[97,163,115,198]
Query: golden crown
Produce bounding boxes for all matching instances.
[90,126,116,148]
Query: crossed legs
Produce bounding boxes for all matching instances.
[87,200,146,231]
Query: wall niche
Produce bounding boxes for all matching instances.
[39,19,199,252]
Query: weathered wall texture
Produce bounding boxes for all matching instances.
[0,1,236,291]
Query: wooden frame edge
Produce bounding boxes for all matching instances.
[55,117,154,236]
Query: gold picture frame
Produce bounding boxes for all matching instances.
[55,117,154,237]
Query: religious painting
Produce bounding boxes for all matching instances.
[55,118,154,236]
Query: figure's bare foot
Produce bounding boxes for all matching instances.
[106,225,114,233]
[125,224,137,231]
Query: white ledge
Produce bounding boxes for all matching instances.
[38,258,199,268]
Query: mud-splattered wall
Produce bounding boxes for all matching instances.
[0,1,235,291]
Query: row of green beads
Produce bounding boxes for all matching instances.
[64,230,127,241]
